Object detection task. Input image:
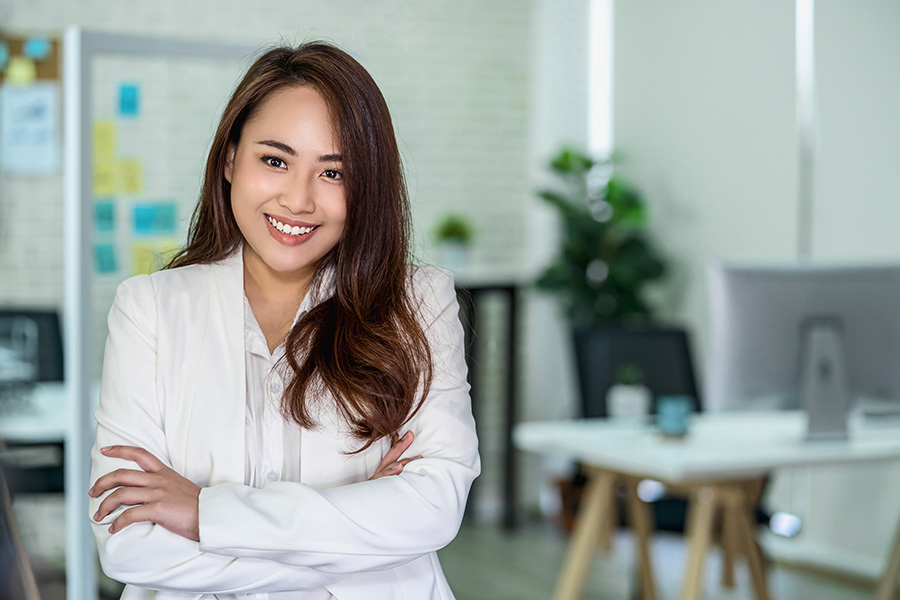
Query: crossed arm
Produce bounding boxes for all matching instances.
[89,433,422,540]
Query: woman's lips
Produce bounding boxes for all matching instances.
[265,214,318,245]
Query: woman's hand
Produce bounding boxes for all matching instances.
[369,431,422,480]
[89,446,201,541]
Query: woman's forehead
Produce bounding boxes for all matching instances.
[242,86,340,154]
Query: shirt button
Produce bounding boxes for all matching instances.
[266,471,278,482]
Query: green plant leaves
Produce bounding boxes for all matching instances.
[536,147,668,326]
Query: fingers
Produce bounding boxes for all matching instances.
[90,468,159,498]
[109,504,156,535]
[93,485,160,522]
[100,445,165,473]
[370,454,423,480]
[381,431,415,467]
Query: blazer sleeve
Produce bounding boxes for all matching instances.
[90,275,345,594]
[197,266,481,572]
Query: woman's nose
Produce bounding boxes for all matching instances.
[279,175,316,214]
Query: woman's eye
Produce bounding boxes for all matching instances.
[322,169,342,180]
[262,156,286,169]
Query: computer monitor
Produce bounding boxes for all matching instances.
[0,309,64,383]
[705,262,900,440]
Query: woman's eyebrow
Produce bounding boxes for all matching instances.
[255,140,341,163]
[256,139,297,156]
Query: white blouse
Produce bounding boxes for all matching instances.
[243,293,334,600]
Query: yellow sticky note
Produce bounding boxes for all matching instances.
[120,158,143,195]
[6,56,37,85]
[93,158,116,196]
[93,120,117,157]
[131,240,180,275]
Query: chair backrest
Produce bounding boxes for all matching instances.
[0,310,64,383]
[573,325,701,418]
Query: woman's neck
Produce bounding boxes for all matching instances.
[242,245,315,353]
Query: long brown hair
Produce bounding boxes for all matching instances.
[168,42,433,452]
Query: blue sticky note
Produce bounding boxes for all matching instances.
[94,200,115,232]
[94,243,118,274]
[133,202,177,236]
[0,42,9,70]
[22,37,51,61]
[119,83,140,117]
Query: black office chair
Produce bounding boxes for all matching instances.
[573,324,700,419]
[0,465,40,599]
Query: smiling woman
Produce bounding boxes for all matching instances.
[86,42,479,600]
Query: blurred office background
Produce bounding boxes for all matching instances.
[1,0,899,599]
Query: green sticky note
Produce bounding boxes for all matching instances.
[94,200,115,232]
[94,243,118,274]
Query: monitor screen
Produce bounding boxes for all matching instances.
[705,262,900,417]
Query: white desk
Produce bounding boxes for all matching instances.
[515,411,900,600]
[0,382,100,444]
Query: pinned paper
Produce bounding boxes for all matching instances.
[94,201,116,232]
[0,83,60,174]
[131,240,180,275]
[120,158,143,194]
[0,42,9,70]
[93,158,116,196]
[118,83,140,117]
[93,120,116,157]
[6,56,37,85]
[133,202,177,236]
[94,243,118,274]
[22,37,52,61]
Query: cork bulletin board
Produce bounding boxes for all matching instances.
[0,34,61,84]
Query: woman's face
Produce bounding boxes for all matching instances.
[226,85,346,284]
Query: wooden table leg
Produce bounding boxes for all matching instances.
[627,482,659,600]
[553,469,617,600]
[876,517,900,600]
[598,482,618,555]
[720,503,739,589]
[681,486,718,600]
[719,483,770,600]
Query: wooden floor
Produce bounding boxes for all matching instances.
[10,495,883,599]
[438,521,876,600]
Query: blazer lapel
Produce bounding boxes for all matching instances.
[181,250,248,486]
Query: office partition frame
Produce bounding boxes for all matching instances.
[63,27,256,600]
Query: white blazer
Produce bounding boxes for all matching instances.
[89,251,480,600]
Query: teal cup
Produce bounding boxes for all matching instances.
[656,395,694,437]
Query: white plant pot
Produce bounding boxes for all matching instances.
[607,383,651,423]
[438,242,469,271]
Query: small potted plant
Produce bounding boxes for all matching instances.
[606,364,651,423]
[434,213,475,270]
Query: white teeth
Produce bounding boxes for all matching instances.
[267,215,314,237]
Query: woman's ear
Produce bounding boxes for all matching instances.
[224,143,236,183]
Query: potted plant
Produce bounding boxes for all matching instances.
[606,363,651,423]
[536,146,668,416]
[433,213,475,270]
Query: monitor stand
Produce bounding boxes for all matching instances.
[800,317,849,441]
